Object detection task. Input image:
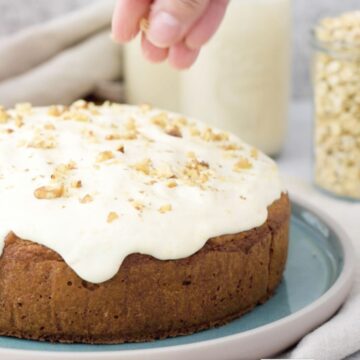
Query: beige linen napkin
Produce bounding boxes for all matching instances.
[0,0,123,107]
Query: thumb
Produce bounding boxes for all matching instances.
[147,0,210,48]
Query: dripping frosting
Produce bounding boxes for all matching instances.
[0,102,283,283]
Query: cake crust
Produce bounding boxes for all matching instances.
[0,194,290,344]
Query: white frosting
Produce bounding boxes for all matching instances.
[0,102,283,283]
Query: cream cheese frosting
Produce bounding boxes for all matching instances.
[0,101,283,283]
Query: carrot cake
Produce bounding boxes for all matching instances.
[0,101,289,343]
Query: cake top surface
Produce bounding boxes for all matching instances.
[0,101,283,283]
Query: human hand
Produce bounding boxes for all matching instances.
[112,0,229,69]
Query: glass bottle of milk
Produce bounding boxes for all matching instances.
[181,0,291,156]
[124,36,181,112]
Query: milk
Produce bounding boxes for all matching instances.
[124,37,181,112]
[181,0,291,156]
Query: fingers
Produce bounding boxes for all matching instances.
[112,0,228,69]
[147,0,210,48]
[112,0,151,42]
[141,34,169,63]
[168,42,200,69]
[186,0,229,49]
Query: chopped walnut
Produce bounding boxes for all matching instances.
[51,162,76,182]
[130,200,145,212]
[199,161,210,169]
[107,211,119,223]
[0,108,9,123]
[71,180,82,189]
[167,180,178,188]
[233,158,253,171]
[96,151,115,162]
[106,131,137,141]
[155,163,175,179]
[159,204,172,213]
[68,161,77,170]
[189,126,200,137]
[105,133,121,140]
[80,194,93,204]
[34,184,64,200]
[131,158,152,175]
[222,143,241,151]
[62,111,90,122]
[201,128,229,142]
[121,131,137,140]
[174,117,188,127]
[47,105,65,117]
[71,100,88,109]
[89,107,100,116]
[140,18,149,32]
[125,118,137,131]
[250,148,259,159]
[182,156,211,186]
[117,145,125,153]
[28,133,57,149]
[166,126,182,138]
[151,113,168,128]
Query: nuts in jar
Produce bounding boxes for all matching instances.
[312,11,360,200]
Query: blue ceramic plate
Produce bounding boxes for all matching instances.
[0,197,355,360]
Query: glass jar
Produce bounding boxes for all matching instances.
[312,12,360,200]
[181,0,291,157]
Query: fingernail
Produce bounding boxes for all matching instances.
[147,12,182,48]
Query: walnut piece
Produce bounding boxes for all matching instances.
[107,211,119,223]
[80,194,93,204]
[166,126,182,138]
[151,113,168,128]
[28,133,57,149]
[130,200,145,212]
[131,159,152,175]
[47,105,65,117]
[167,180,178,188]
[0,108,9,123]
[117,145,125,153]
[71,180,82,189]
[182,156,211,186]
[158,204,172,213]
[34,184,64,200]
[96,151,115,162]
[51,162,77,182]
[233,158,253,171]
[201,128,229,142]
[140,18,149,32]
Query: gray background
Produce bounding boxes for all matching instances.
[0,0,359,99]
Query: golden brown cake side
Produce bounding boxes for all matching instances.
[0,194,290,344]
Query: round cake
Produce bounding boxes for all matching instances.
[0,101,290,344]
